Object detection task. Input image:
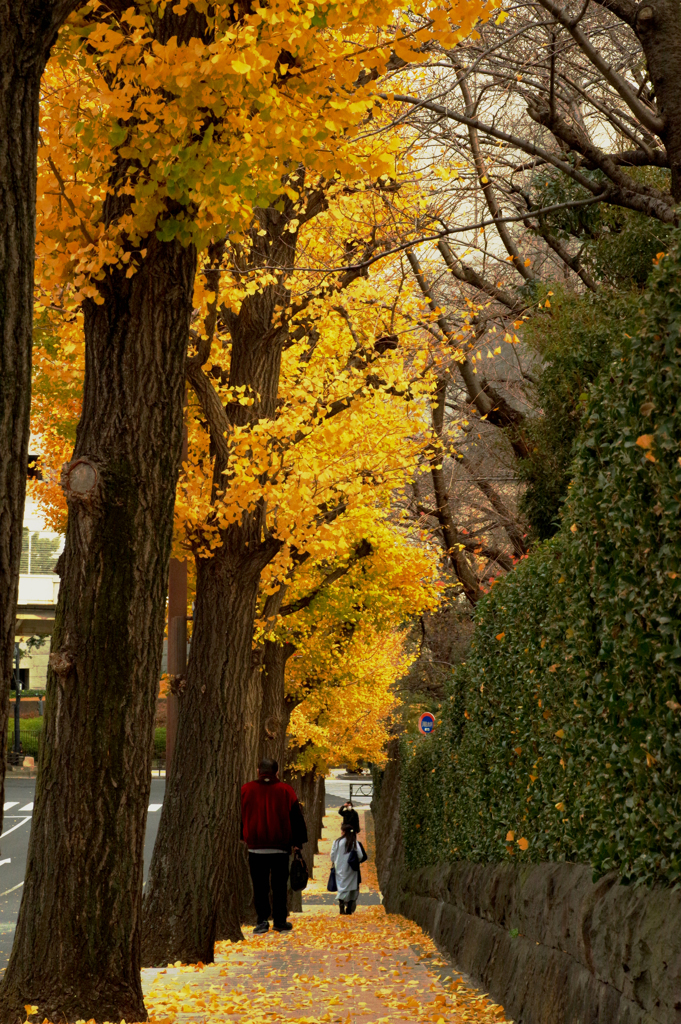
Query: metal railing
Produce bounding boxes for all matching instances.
[6,721,41,765]
[349,781,373,801]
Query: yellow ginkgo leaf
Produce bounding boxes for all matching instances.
[635,434,654,449]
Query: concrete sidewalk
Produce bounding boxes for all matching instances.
[142,811,511,1024]
[302,808,381,906]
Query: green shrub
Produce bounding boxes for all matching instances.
[518,288,638,540]
[530,167,673,289]
[403,236,681,885]
[7,718,43,760]
[154,727,166,759]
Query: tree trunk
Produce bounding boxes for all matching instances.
[631,0,681,200]
[258,640,328,873]
[142,205,303,963]
[0,234,196,1023]
[286,771,326,878]
[0,0,82,844]
[258,638,296,766]
[429,378,481,605]
[142,531,277,964]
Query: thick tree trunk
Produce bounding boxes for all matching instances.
[632,0,681,200]
[258,638,296,766]
[142,205,301,963]
[428,378,481,606]
[220,637,295,930]
[258,643,300,914]
[0,0,82,844]
[0,234,196,1023]
[286,771,326,877]
[258,642,328,873]
[142,532,277,964]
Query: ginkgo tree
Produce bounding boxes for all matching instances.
[263,531,437,895]
[0,0,84,874]
[270,516,440,773]
[14,0,494,1009]
[140,184,444,961]
[26,142,473,971]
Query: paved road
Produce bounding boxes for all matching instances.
[0,776,166,971]
[0,774,373,969]
[324,776,373,808]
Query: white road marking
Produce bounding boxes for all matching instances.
[148,803,163,812]
[0,882,23,897]
[0,817,31,839]
[0,859,10,867]
[2,803,18,811]
[18,802,33,812]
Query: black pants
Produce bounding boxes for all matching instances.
[248,852,289,926]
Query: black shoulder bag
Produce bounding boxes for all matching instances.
[290,849,309,892]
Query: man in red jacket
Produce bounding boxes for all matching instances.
[241,758,308,934]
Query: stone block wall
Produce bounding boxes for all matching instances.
[372,743,681,1024]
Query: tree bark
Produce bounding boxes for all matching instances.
[0,0,83,845]
[0,234,196,1023]
[549,0,681,201]
[285,771,326,878]
[141,534,277,964]
[141,190,367,962]
[142,206,300,964]
[429,378,481,605]
[258,639,296,767]
[630,0,681,200]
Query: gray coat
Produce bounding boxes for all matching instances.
[331,837,367,899]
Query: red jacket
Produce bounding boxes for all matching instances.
[241,777,308,851]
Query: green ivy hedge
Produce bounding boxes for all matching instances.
[402,240,681,886]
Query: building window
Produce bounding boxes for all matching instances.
[20,528,61,575]
[11,668,30,691]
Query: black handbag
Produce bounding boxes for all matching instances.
[290,850,309,892]
[348,842,367,872]
[327,866,338,892]
[348,842,367,883]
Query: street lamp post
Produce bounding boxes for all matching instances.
[13,641,22,764]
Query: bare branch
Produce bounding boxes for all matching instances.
[185,361,231,466]
[278,539,374,617]
[437,239,525,312]
[454,63,537,284]
[535,0,664,134]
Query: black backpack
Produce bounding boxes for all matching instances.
[290,850,309,892]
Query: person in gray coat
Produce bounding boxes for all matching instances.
[330,824,367,915]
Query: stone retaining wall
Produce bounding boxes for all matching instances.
[373,742,681,1024]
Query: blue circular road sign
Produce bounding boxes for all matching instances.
[418,712,435,735]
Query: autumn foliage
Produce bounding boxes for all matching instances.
[29,0,500,775]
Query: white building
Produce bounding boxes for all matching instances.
[15,497,63,691]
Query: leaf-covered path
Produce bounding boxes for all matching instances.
[142,813,510,1024]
